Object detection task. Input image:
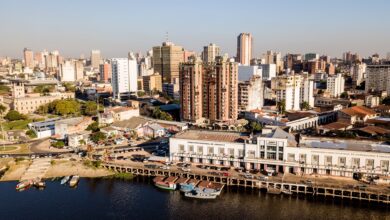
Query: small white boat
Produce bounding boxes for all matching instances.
[69,175,80,187]
[61,176,71,185]
[184,191,217,199]
[267,187,282,195]
[282,189,293,195]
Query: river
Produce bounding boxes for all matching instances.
[0,177,389,220]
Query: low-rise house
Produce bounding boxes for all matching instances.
[111,116,149,137]
[318,122,353,134]
[143,123,166,138]
[373,105,390,117]
[109,106,139,121]
[68,130,91,147]
[28,118,61,138]
[54,117,93,139]
[357,126,390,137]
[338,106,378,125]
[100,126,119,137]
[99,112,114,125]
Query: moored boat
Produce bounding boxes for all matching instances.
[69,175,80,187]
[61,176,71,185]
[179,183,195,193]
[202,187,222,196]
[16,180,32,191]
[184,191,217,199]
[155,181,176,190]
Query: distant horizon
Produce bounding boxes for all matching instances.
[1,0,389,58]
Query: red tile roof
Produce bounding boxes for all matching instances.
[340,106,377,117]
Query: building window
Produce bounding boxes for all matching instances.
[197,146,203,155]
[366,159,374,170]
[287,153,295,162]
[338,157,346,167]
[352,158,360,168]
[299,154,306,164]
[189,145,194,153]
[267,152,276,160]
[179,144,184,152]
[229,148,234,156]
[325,156,332,166]
[219,148,224,155]
[312,155,319,166]
[260,151,265,159]
[238,149,244,157]
[208,147,214,155]
[381,160,389,171]
[247,150,255,158]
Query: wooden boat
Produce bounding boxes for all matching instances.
[184,191,217,199]
[195,187,222,196]
[61,176,71,185]
[155,181,176,190]
[267,187,282,195]
[179,183,195,193]
[16,180,33,191]
[69,175,80,187]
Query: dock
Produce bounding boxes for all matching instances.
[20,158,51,182]
[102,162,390,204]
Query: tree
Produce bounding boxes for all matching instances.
[0,104,6,116]
[90,131,106,143]
[248,121,262,133]
[137,91,146,97]
[63,83,76,92]
[52,141,65,148]
[4,110,26,121]
[26,129,37,138]
[277,100,286,114]
[152,108,173,121]
[86,121,100,132]
[340,92,349,99]
[83,101,98,116]
[300,101,310,110]
[33,85,54,95]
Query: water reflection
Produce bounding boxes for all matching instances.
[0,177,388,220]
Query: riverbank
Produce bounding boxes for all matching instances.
[0,158,114,182]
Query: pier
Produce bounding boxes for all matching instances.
[20,158,51,181]
[102,162,390,204]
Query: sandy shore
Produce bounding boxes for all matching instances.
[0,158,114,182]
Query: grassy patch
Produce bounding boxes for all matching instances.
[0,144,30,154]
[1,119,32,131]
[83,160,101,169]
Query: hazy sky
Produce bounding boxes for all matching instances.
[1,0,389,59]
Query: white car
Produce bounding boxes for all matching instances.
[180,167,191,172]
[161,165,170,170]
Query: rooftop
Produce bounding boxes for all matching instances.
[300,138,390,154]
[340,106,377,117]
[111,116,149,129]
[173,130,248,143]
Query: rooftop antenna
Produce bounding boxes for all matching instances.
[165,32,169,42]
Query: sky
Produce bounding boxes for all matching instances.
[0,0,389,59]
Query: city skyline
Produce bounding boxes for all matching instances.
[1,0,390,58]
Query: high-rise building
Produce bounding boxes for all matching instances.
[326,73,345,97]
[74,60,84,81]
[300,74,314,108]
[23,48,34,69]
[351,63,366,87]
[271,74,302,111]
[365,65,390,94]
[238,75,264,112]
[179,57,203,122]
[304,53,319,61]
[236,33,252,66]
[99,62,112,83]
[260,64,276,80]
[34,52,44,68]
[91,50,101,69]
[180,56,238,123]
[143,72,162,93]
[60,61,76,82]
[111,57,138,99]
[263,51,283,73]
[202,43,220,63]
[152,42,184,84]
